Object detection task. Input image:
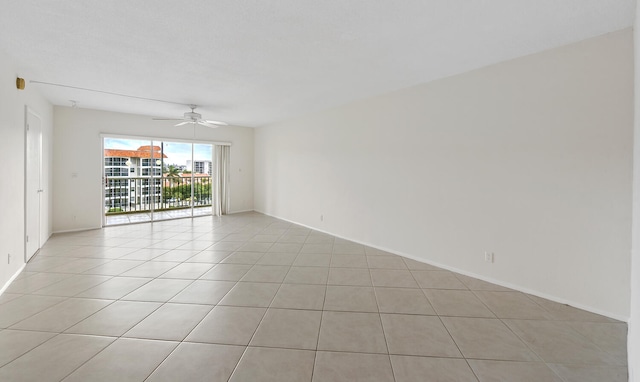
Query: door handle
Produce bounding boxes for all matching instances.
[37,189,43,193]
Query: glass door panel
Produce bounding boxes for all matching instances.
[103,137,153,226]
[192,143,214,217]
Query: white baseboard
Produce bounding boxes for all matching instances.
[53,226,102,234]
[255,209,628,322]
[0,263,26,296]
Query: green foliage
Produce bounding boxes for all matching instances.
[108,207,123,213]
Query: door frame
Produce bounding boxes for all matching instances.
[24,106,43,262]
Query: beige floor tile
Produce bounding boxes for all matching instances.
[568,321,627,360]
[11,298,112,332]
[504,319,622,365]
[120,261,180,277]
[76,277,151,299]
[268,243,302,253]
[474,291,551,319]
[293,254,332,267]
[118,248,169,261]
[423,289,495,317]
[0,334,114,382]
[367,255,408,270]
[442,317,539,361]
[317,311,387,354]
[313,351,394,382]
[279,234,308,244]
[238,242,274,252]
[330,255,368,268]
[250,308,321,350]
[121,278,192,302]
[305,235,334,244]
[230,347,315,382]
[324,286,378,312]
[0,295,66,328]
[381,314,461,357]
[241,265,290,283]
[153,249,201,262]
[390,355,477,382]
[332,244,365,255]
[0,330,56,367]
[455,274,512,291]
[256,252,298,265]
[147,342,245,382]
[221,251,265,264]
[527,295,615,322]
[66,300,161,336]
[186,306,266,345]
[270,284,326,310]
[402,258,442,270]
[251,234,281,243]
[327,268,372,286]
[0,293,22,305]
[170,280,236,304]
[284,266,329,284]
[63,338,177,382]
[5,272,72,294]
[47,258,111,273]
[468,360,562,382]
[218,282,280,307]
[124,303,211,341]
[32,274,112,297]
[185,250,232,263]
[370,269,419,288]
[158,262,215,279]
[374,287,435,315]
[300,243,333,254]
[411,271,466,289]
[200,264,252,281]
[547,363,628,382]
[81,259,144,275]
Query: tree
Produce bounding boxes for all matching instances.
[163,164,181,179]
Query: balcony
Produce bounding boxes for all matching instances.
[104,175,213,225]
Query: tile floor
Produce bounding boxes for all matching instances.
[0,212,628,381]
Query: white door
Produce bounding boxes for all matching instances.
[25,108,42,262]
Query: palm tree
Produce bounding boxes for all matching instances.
[163,164,181,179]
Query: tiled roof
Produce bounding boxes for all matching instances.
[104,145,168,159]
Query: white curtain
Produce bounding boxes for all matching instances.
[213,145,230,216]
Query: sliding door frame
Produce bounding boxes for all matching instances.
[100,133,231,227]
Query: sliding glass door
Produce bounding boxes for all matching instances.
[103,136,214,226]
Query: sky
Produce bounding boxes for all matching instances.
[104,138,213,166]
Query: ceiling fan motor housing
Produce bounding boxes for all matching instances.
[184,111,202,121]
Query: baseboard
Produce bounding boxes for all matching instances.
[52,226,103,234]
[255,209,628,322]
[0,263,26,296]
[228,209,255,215]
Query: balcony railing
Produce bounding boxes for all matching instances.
[105,176,212,215]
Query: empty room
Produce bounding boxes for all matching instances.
[0,1,639,381]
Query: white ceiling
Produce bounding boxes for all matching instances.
[0,0,634,127]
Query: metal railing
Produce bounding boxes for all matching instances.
[105,176,212,215]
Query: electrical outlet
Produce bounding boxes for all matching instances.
[320,214,324,222]
[484,252,494,263]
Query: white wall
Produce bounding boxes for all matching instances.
[0,49,53,289]
[53,107,254,232]
[255,29,633,319]
[628,5,639,381]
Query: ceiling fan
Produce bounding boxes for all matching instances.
[153,105,228,128]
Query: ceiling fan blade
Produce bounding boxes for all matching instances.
[197,120,218,128]
[204,120,228,126]
[153,118,183,121]
[174,121,191,127]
